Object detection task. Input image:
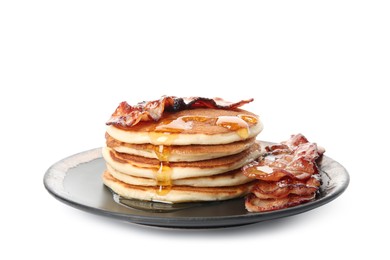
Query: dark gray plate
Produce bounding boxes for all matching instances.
[43,144,349,229]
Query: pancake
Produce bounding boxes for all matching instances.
[106,133,256,162]
[102,142,261,180]
[102,170,255,203]
[106,164,253,187]
[106,108,263,145]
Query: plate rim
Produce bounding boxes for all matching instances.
[43,146,350,228]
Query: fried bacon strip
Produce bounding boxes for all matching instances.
[106,96,254,127]
[245,193,316,213]
[243,134,324,212]
[243,134,324,181]
[251,176,320,199]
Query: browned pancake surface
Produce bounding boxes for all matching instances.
[103,170,254,194]
[109,142,260,169]
[106,132,255,155]
[114,108,259,135]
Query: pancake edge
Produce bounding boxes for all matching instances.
[106,164,254,187]
[102,146,261,180]
[106,120,263,145]
[102,171,255,203]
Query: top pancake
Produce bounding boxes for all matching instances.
[106,108,263,145]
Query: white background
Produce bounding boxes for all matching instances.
[1,1,389,259]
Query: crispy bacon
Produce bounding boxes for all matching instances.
[106,96,254,127]
[251,176,320,199]
[242,159,315,181]
[243,134,324,181]
[243,134,324,212]
[245,193,316,213]
[266,134,325,159]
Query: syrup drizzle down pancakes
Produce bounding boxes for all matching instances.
[102,96,263,203]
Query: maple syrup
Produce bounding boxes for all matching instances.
[153,145,171,162]
[154,117,193,133]
[156,162,172,195]
[180,115,215,123]
[238,114,258,124]
[153,146,172,195]
[216,116,250,139]
[149,132,178,145]
[148,133,175,194]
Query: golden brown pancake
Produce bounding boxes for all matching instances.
[106,133,256,162]
[102,142,261,179]
[106,108,263,145]
[102,171,255,203]
[106,164,253,187]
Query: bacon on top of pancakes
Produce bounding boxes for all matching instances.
[106,96,254,127]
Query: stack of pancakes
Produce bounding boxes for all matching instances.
[102,107,263,203]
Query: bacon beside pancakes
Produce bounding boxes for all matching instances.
[245,193,316,212]
[106,96,254,127]
[242,134,324,212]
[251,176,321,199]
